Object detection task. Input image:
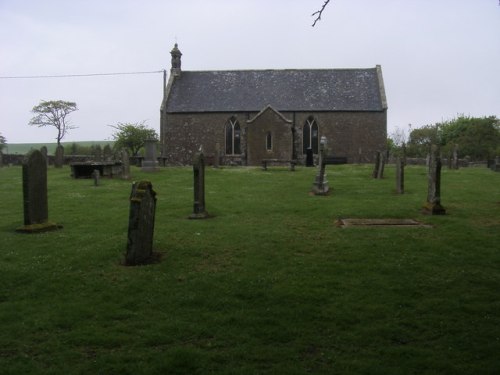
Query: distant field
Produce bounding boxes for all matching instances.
[5,141,114,154]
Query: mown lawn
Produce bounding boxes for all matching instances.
[1,163,499,374]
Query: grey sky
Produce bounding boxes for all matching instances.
[1,0,499,144]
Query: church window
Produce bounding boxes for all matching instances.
[225,117,241,155]
[266,132,272,151]
[303,117,319,154]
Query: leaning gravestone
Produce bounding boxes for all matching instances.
[422,145,446,215]
[125,181,157,265]
[54,145,64,168]
[16,150,60,233]
[189,150,210,219]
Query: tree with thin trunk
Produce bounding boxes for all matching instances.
[29,100,78,145]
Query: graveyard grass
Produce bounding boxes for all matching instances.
[1,164,499,374]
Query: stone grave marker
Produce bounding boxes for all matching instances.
[141,139,159,172]
[125,180,157,265]
[40,146,48,167]
[189,150,210,219]
[92,169,100,186]
[121,149,131,180]
[54,144,64,168]
[422,145,446,215]
[395,156,404,194]
[377,152,386,179]
[310,136,329,195]
[372,151,381,178]
[16,150,60,233]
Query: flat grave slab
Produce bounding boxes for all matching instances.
[335,218,432,228]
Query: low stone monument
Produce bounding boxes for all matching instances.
[310,136,329,195]
[125,180,157,265]
[141,139,159,172]
[17,150,60,233]
[395,157,404,194]
[189,150,210,219]
[54,144,64,168]
[422,145,446,215]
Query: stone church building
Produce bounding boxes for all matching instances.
[160,44,387,166]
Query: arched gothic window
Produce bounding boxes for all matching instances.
[303,117,319,154]
[225,117,241,155]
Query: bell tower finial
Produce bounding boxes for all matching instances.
[170,43,182,76]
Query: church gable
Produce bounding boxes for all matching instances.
[246,105,293,165]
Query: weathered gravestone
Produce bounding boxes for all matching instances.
[16,150,60,233]
[40,146,48,167]
[372,151,381,178]
[92,169,100,186]
[422,145,446,215]
[121,149,131,180]
[141,139,158,172]
[377,152,386,179]
[189,150,210,219]
[54,144,64,168]
[395,157,405,194]
[125,181,157,265]
[310,136,329,195]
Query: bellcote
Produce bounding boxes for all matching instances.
[170,43,182,76]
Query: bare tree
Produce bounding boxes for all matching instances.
[29,100,78,145]
[312,0,332,27]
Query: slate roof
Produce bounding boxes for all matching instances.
[165,68,386,113]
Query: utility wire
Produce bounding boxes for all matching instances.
[0,70,164,79]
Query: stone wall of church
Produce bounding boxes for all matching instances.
[162,110,386,165]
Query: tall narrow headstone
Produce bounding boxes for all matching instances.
[310,136,329,195]
[125,181,157,265]
[372,151,381,178]
[54,145,64,168]
[121,149,131,180]
[92,169,100,187]
[422,145,446,215]
[189,151,210,219]
[16,150,60,232]
[377,152,386,179]
[141,139,159,172]
[395,157,405,194]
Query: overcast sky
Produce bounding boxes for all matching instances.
[1,0,499,144]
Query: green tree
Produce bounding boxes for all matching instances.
[110,121,158,156]
[407,125,439,157]
[438,115,499,160]
[0,132,6,151]
[29,100,78,145]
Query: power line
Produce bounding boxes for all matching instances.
[0,70,165,79]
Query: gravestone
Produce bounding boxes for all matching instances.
[92,169,100,186]
[395,157,404,194]
[141,139,159,172]
[377,152,386,179]
[40,146,48,167]
[189,150,210,219]
[54,144,64,168]
[310,136,329,195]
[16,150,60,233]
[305,148,314,167]
[121,149,131,180]
[125,181,157,265]
[372,151,381,178]
[422,145,446,215]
